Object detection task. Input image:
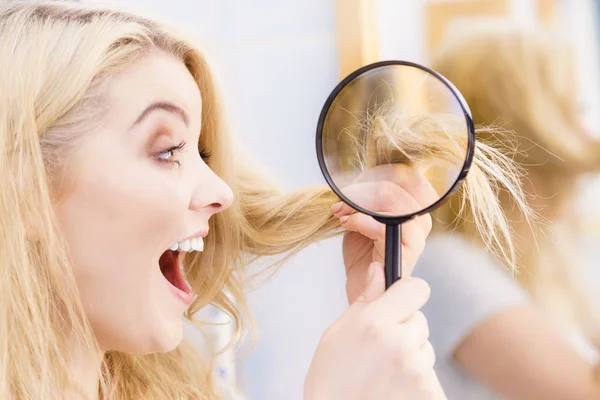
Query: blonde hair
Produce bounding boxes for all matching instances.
[0,3,529,399]
[431,24,600,335]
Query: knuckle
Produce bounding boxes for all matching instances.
[396,341,436,383]
[358,311,387,342]
[367,323,389,345]
[390,340,412,369]
[411,311,430,342]
[404,353,436,388]
[420,342,436,371]
[403,365,428,386]
[425,341,436,368]
[409,278,431,301]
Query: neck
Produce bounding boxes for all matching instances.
[68,341,104,400]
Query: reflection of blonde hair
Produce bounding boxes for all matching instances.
[0,2,529,399]
[432,24,600,336]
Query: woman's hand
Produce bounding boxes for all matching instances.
[304,262,446,400]
[333,164,438,303]
[304,164,446,399]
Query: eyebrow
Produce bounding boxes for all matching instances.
[131,101,190,128]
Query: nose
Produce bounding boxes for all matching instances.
[189,168,234,214]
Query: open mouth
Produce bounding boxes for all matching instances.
[159,249,192,295]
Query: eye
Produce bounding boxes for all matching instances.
[199,147,211,162]
[155,141,186,166]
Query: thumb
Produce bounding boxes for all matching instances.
[354,262,385,304]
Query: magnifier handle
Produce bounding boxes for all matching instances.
[384,224,401,289]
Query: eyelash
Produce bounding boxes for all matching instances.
[155,141,187,166]
[199,148,211,161]
[155,141,212,167]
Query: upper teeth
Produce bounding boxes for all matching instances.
[169,237,204,252]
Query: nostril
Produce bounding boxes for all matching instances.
[188,198,230,213]
[189,178,234,212]
[211,188,234,212]
[210,201,224,210]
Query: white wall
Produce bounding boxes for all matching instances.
[377,0,427,63]
[556,0,600,133]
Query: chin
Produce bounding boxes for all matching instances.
[143,319,185,354]
[153,327,184,353]
[105,318,185,355]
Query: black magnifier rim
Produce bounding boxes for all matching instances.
[316,60,476,225]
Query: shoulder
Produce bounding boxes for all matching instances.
[419,233,496,265]
[413,233,531,358]
[415,233,525,294]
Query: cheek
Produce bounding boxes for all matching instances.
[59,166,186,263]
[55,162,190,322]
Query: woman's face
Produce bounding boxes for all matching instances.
[54,53,233,354]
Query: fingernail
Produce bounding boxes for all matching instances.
[339,215,349,223]
[331,202,343,213]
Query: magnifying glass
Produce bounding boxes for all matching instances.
[316,61,475,289]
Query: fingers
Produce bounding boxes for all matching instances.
[372,277,431,322]
[334,198,432,236]
[353,262,385,304]
[340,180,423,216]
[357,295,435,393]
[356,310,432,375]
[332,164,436,240]
[394,311,430,357]
[335,200,431,238]
[339,212,385,246]
[395,343,441,400]
[405,339,435,375]
[331,201,357,218]
[345,262,370,305]
[337,211,429,276]
[335,182,433,234]
[400,220,430,276]
[355,164,440,209]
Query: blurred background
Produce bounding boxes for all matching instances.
[86,0,600,398]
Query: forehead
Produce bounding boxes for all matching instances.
[102,53,203,127]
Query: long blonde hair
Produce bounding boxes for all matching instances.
[432,24,600,335]
[0,2,529,399]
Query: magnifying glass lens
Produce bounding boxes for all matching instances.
[316,61,475,287]
[320,63,471,218]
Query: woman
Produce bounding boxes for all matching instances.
[0,2,522,399]
[415,24,600,399]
